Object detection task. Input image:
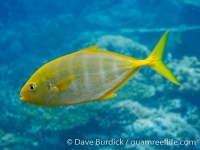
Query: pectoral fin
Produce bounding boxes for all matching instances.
[52,87,59,92]
[53,76,74,92]
[99,93,117,100]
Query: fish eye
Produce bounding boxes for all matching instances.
[29,84,36,92]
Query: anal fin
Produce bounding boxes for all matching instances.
[99,93,117,100]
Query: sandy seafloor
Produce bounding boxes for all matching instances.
[0,0,200,149]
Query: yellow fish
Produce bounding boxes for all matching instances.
[20,31,179,106]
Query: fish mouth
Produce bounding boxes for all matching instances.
[20,88,27,102]
[20,96,27,102]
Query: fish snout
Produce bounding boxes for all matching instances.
[20,88,28,102]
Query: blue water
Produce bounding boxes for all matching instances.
[0,0,200,149]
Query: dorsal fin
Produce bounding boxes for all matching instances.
[80,45,98,52]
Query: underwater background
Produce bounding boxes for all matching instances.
[1,0,200,149]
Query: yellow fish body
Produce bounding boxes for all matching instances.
[20,31,179,106]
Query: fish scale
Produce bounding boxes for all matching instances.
[63,52,132,103]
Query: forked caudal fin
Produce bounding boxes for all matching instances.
[146,31,180,85]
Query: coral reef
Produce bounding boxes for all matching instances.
[1,31,200,149]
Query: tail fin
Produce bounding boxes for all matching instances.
[146,31,180,85]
